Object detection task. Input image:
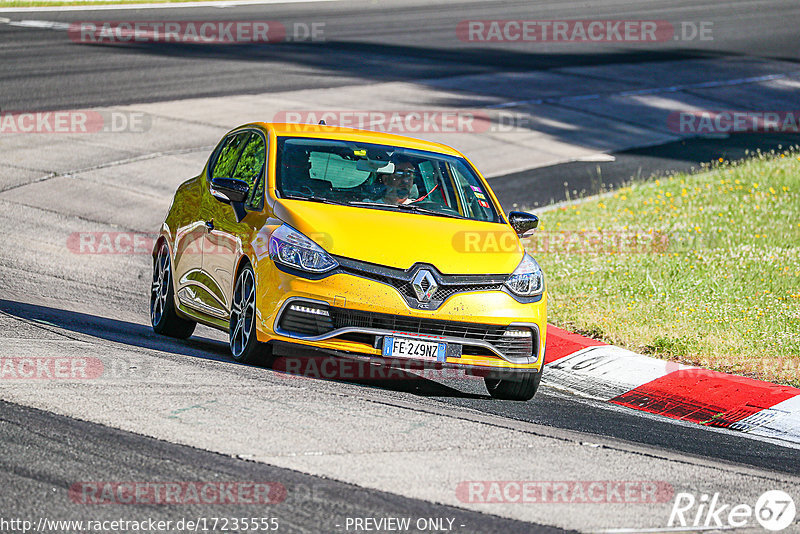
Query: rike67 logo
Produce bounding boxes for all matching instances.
[669,490,796,531]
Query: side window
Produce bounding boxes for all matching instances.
[211,133,248,179]
[232,133,266,209]
[449,162,493,221]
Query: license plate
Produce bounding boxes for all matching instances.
[382,336,446,362]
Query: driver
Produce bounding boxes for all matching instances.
[377,159,418,205]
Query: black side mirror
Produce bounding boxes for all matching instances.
[211,177,249,221]
[508,211,539,236]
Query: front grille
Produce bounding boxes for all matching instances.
[330,307,535,362]
[277,300,537,362]
[336,257,507,310]
[392,280,504,302]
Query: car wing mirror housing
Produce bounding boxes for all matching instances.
[211,177,249,222]
[508,211,539,237]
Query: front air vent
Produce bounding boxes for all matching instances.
[279,302,334,336]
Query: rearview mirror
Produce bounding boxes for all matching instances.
[211,177,249,221]
[508,211,539,236]
[356,159,395,173]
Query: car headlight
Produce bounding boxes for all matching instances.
[504,253,544,297]
[269,225,338,273]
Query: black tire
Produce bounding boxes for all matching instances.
[151,242,196,339]
[229,263,273,365]
[484,369,542,401]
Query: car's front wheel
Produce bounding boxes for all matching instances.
[484,369,542,401]
[229,263,272,365]
[151,242,196,339]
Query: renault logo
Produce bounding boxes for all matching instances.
[411,269,438,301]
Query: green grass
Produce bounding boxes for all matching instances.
[526,149,800,386]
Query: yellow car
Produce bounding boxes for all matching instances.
[151,123,546,400]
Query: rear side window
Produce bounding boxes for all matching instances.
[211,132,249,179]
[210,131,267,211]
[233,133,267,209]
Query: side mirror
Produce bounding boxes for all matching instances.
[211,177,249,203]
[508,211,539,236]
[211,177,249,221]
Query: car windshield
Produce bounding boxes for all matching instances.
[275,137,500,222]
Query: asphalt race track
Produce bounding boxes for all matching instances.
[1,1,800,532]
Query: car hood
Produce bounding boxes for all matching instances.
[273,199,524,274]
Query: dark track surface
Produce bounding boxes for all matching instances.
[0,399,567,533]
[1,0,799,110]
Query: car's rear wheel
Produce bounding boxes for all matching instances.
[229,263,272,365]
[151,242,196,339]
[484,369,542,401]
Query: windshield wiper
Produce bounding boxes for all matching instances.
[282,194,348,206]
[284,196,465,220]
[349,201,465,220]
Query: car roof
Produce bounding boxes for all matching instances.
[241,122,463,157]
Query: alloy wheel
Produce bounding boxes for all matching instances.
[230,267,256,360]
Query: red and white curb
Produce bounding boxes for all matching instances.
[543,326,800,446]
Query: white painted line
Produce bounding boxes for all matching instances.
[734,395,800,444]
[0,0,337,13]
[7,19,69,29]
[573,153,616,162]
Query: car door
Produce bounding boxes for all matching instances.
[200,130,267,317]
[173,131,248,318]
[171,177,210,309]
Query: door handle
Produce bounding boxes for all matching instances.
[205,220,214,231]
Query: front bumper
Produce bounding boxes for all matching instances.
[255,265,547,371]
